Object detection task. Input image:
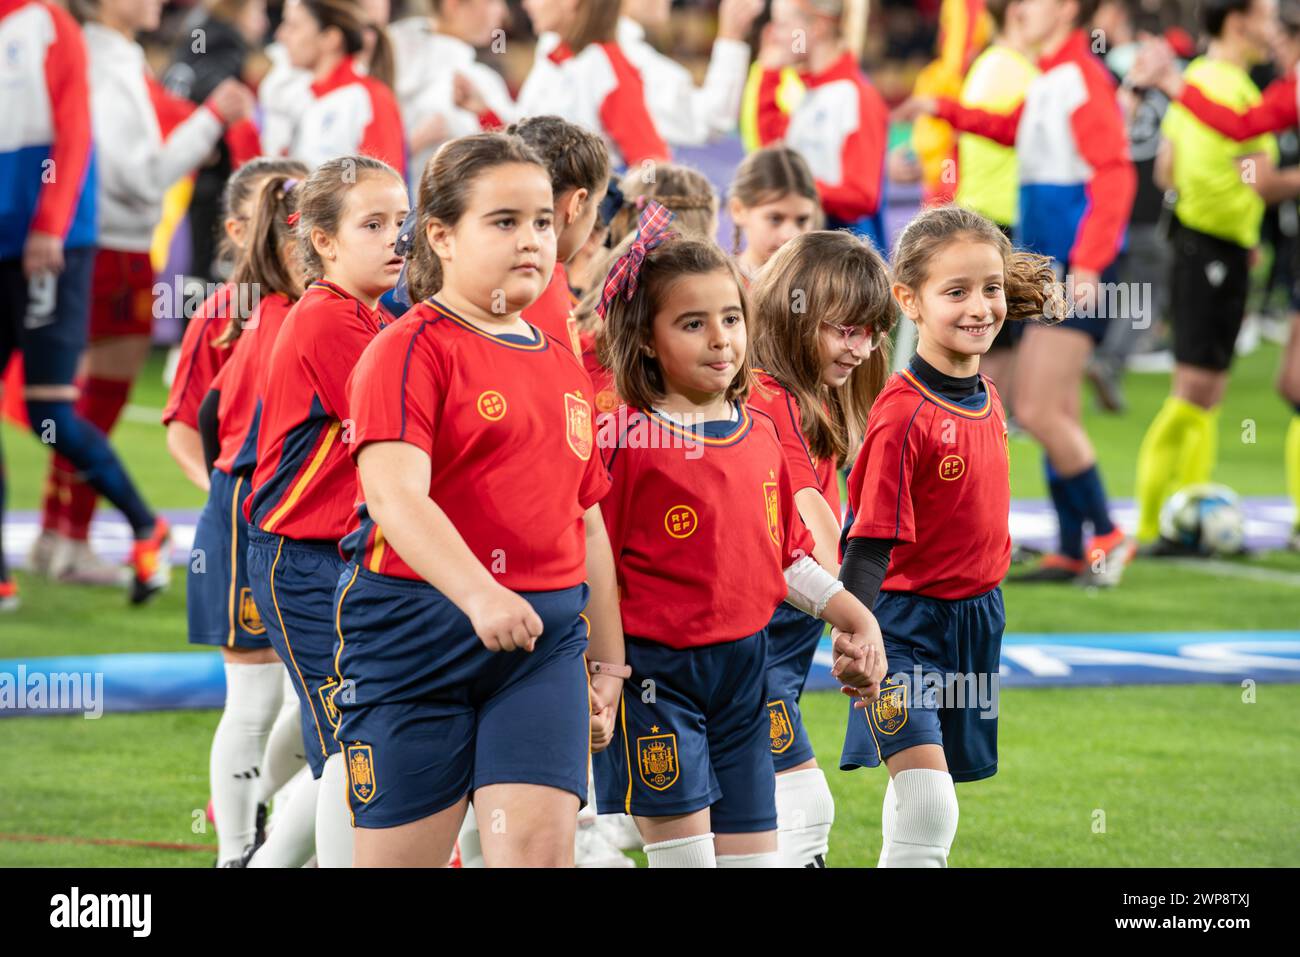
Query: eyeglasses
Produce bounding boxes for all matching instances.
[822,321,887,353]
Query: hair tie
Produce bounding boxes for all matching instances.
[282,178,299,193]
[596,201,675,319]
[286,211,301,227]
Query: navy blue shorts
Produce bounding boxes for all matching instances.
[187,468,268,649]
[332,566,592,829]
[764,603,826,773]
[1039,261,1119,344]
[0,248,95,386]
[593,632,777,833]
[246,527,346,778]
[841,587,1005,784]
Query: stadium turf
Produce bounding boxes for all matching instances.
[1,345,1297,866]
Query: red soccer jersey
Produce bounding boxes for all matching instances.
[210,292,295,475]
[748,370,842,520]
[601,404,814,648]
[161,284,235,428]
[521,261,581,357]
[845,369,1011,599]
[247,280,388,541]
[342,298,610,591]
[578,328,620,418]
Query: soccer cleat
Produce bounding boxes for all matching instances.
[0,580,19,613]
[129,516,172,605]
[1137,536,1201,559]
[1007,553,1083,583]
[27,529,65,578]
[57,539,131,587]
[1082,529,1136,587]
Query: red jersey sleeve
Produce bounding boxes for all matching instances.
[598,44,671,165]
[161,292,231,427]
[299,303,379,424]
[346,323,444,459]
[1068,69,1136,274]
[778,456,816,569]
[756,68,791,144]
[753,388,821,495]
[360,79,408,178]
[1178,75,1298,141]
[846,394,928,544]
[935,97,1022,146]
[31,4,93,239]
[598,412,641,563]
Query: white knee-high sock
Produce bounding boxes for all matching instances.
[315,752,354,868]
[458,802,485,868]
[878,776,897,867]
[882,769,958,868]
[210,662,284,865]
[775,767,835,867]
[644,833,716,868]
[717,851,782,867]
[247,770,318,868]
[256,672,306,806]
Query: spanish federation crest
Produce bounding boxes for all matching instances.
[636,732,679,791]
[870,682,909,736]
[347,744,376,803]
[238,587,266,635]
[768,700,794,754]
[318,679,341,731]
[565,391,593,461]
[763,480,780,545]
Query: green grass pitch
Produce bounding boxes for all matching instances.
[1,345,1297,866]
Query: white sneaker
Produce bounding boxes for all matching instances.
[56,539,131,587]
[574,822,636,868]
[27,529,67,578]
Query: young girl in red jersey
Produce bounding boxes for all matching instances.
[244,154,409,869]
[728,146,821,283]
[164,158,308,493]
[747,231,894,867]
[838,205,1058,868]
[513,0,669,169]
[590,204,885,868]
[190,170,305,867]
[274,0,406,177]
[508,115,610,355]
[334,133,623,867]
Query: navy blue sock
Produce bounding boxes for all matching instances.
[25,398,155,537]
[1045,456,1085,559]
[1061,463,1116,537]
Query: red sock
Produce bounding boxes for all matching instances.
[53,376,134,541]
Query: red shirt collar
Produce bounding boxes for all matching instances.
[801,50,859,88]
[547,41,575,65]
[310,56,361,97]
[1037,29,1089,72]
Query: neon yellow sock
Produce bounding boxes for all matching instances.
[1286,415,1300,529]
[1135,396,1210,542]
[1176,400,1219,488]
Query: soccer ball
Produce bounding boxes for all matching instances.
[1158,483,1246,555]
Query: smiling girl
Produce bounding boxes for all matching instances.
[727,146,821,282]
[837,205,1058,867]
[244,154,409,868]
[591,205,885,868]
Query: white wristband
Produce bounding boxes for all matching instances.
[783,555,844,618]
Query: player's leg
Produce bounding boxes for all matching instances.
[249,670,309,840]
[1280,312,1300,547]
[246,766,317,868]
[18,248,168,602]
[881,744,957,868]
[592,636,721,867]
[765,604,833,866]
[0,266,17,610]
[316,750,354,867]
[474,783,581,867]
[353,796,469,868]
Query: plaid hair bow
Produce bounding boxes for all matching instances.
[596,201,675,319]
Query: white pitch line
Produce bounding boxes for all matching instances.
[1165,558,1300,588]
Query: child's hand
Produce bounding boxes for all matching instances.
[830,624,888,706]
[465,584,543,653]
[890,95,938,124]
[589,675,622,752]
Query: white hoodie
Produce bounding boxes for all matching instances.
[83,21,225,252]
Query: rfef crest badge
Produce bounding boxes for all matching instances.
[763,480,780,545]
[318,678,341,731]
[768,700,794,754]
[238,587,265,635]
[636,732,679,791]
[347,743,376,804]
[869,682,909,736]
[564,391,593,461]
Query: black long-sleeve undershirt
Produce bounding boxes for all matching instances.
[197,388,220,475]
